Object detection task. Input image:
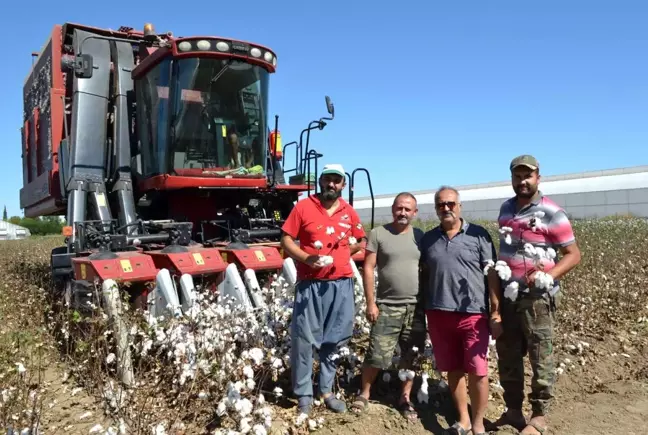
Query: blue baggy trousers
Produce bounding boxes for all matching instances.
[290,277,355,399]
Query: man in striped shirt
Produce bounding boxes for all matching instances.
[492,155,581,435]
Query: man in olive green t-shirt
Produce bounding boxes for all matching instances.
[350,192,426,421]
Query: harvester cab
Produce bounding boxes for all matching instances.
[19,21,375,385]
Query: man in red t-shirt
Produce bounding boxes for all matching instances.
[281,163,367,416]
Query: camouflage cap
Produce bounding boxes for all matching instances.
[510,154,539,171]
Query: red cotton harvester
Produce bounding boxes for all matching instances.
[19,22,375,383]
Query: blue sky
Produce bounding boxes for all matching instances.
[2,0,647,217]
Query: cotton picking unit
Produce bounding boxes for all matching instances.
[20,22,376,325]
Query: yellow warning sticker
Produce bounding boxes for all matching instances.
[96,193,106,207]
[193,253,205,265]
[80,264,87,280]
[255,250,266,262]
[120,259,133,273]
[221,125,227,137]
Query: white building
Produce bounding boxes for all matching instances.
[0,221,31,240]
[351,165,648,224]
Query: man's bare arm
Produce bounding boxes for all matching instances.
[487,268,502,316]
[362,250,377,305]
[350,237,366,256]
[280,233,312,264]
[548,242,581,281]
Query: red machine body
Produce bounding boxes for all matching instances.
[22,22,373,301]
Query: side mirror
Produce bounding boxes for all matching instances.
[325,96,335,118]
[74,53,94,78]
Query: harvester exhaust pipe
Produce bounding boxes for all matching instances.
[102,279,134,387]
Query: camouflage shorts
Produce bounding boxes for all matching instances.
[364,303,427,370]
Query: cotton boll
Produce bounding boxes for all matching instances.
[295,413,309,426]
[417,373,429,404]
[534,211,545,218]
[398,369,407,382]
[504,234,512,245]
[483,260,495,276]
[248,348,264,365]
[319,255,334,266]
[494,262,512,281]
[240,417,252,433]
[504,282,519,302]
[524,243,536,256]
[349,236,357,245]
[547,247,557,259]
[534,272,554,290]
[313,240,323,249]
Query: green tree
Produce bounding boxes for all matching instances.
[2,206,6,221]
[5,216,63,235]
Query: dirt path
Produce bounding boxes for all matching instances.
[272,334,648,435]
[301,374,648,435]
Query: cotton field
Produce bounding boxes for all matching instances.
[1,217,647,434]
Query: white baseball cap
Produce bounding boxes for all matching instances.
[320,164,345,178]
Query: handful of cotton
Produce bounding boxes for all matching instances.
[483,260,512,281]
[504,281,520,301]
[317,256,334,266]
[499,226,513,245]
[523,243,557,291]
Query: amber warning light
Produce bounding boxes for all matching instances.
[143,23,156,41]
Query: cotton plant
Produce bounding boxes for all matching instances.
[45,225,377,433]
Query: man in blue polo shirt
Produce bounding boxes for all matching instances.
[420,185,502,435]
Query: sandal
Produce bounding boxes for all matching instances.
[446,422,471,435]
[398,400,418,421]
[521,422,547,434]
[350,395,369,414]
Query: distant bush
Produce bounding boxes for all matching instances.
[5,216,64,236]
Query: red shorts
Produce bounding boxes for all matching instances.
[426,309,489,376]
